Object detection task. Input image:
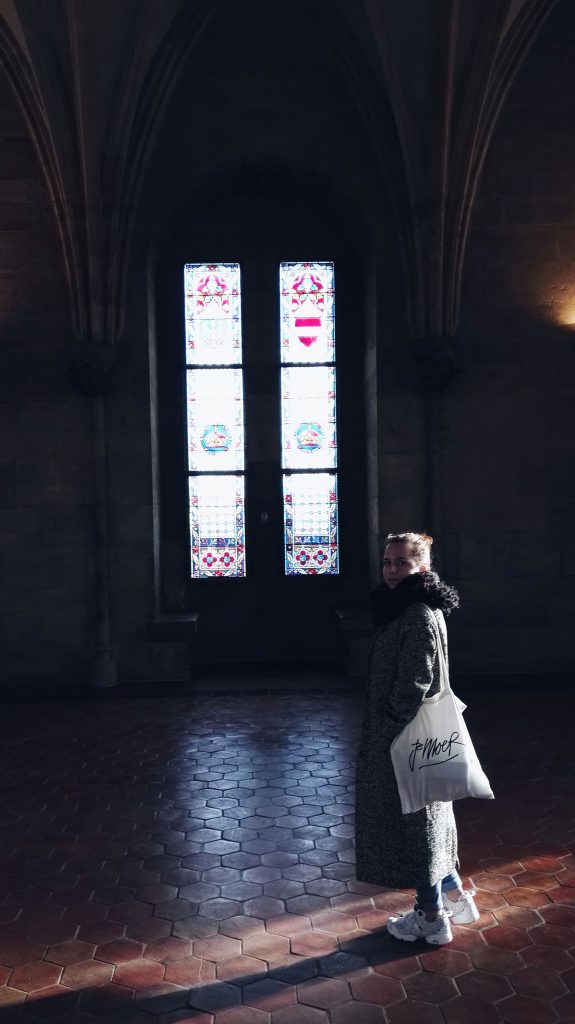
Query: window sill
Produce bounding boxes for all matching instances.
[147,613,199,642]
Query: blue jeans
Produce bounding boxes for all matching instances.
[416,870,462,913]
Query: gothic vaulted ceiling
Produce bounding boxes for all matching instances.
[0,0,557,353]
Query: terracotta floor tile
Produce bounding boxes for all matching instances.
[266,914,311,938]
[216,953,266,985]
[44,939,96,966]
[77,981,133,1016]
[1,691,573,1024]
[512,871,560,891]
[457,967,513,1001]
[441,996,502,1023]
[61,901,108,925]
[561,966,575,991]
[470,946,524,973]
[403,970,458,1003]
[349,972,404,1005]
[134,981,188,1013]
[0,986,26,1007]
[330,1003,387,1024]
[498,993,559,1023]
[76,919,125,944]
[216,1007,271,1024]
[520,945,574,972]
[270,1005,329,1024]
[94,937,145,964]
[0,943,48,968]
[318,950,369,979]
[172,915,219,940]
[296,976,351,1009]
[8,962,62,993]
[552,991,575,1018]
[126,917,173,943]
[472,873,516,892]
[511,965,567,999]
[448,927,487,952]
[484,925,533,951]
[290,932,338,958]
[113,957,166,988]
[144,936,192,963]
[152,898,193,921]
[219,914,266,940]
[187,980,242,1013]
[372,954,421,980]
[504,888,552,909]
[165,956,218,986]
[548,886,575,905]
[268,953,320,984]
[192,935,241,962]
[417,947,470,976]
[493,906,543,929]
[198,897,244,920]
[522,857,566,873]
[529,923,575,949]
[386,1000,445,1023]
[60,958,114,989]
[540,905,575,928]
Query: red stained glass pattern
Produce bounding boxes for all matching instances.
[184,263,242,365]
[189,476,245,578]
[284,473,338,575]
[280,261,339,575]
[280,262,335,363]
[184,263,246,578]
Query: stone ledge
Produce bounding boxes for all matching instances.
[146,612,199,641]
[333,607,374,678]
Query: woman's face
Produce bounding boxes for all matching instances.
[382,542,428,589]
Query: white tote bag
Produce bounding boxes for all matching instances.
[390,615,494,814]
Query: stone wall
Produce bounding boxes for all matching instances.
[1,0,575,684]
[446,1,575,674]
[0,76,92,682]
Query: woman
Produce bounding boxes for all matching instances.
[355,532,479,945]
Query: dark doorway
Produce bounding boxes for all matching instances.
[156,166,368,666]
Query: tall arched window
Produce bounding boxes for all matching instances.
[184,263,246,578]
[280,261,339,575]
[183,260,340,579]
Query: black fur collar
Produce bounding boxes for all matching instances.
[370,570,460,628]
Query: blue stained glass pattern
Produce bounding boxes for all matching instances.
[284,473,338,575]
[184,263,242,365]
[189,475,245,578]
[280,261,335,364]
[281,366,336,470]
[187,368,244,472]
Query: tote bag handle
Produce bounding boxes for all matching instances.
[421,609,451,704]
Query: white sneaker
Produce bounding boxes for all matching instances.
[442,889,480,924]
[387,908,453,945]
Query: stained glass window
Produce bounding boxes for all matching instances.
[187,368,244,473]
[184,264,241,365]
[189,475,245,578]
[284,473,338,575]
[280,262,339,575]
[184,263,246,578]
[280,261,335,363]
[281,366,337,471]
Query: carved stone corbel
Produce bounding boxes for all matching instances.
[69,342,117,397]
[414,336,460,392]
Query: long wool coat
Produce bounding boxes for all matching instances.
[355,602,458,888]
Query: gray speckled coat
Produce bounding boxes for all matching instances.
[355,603,458,888]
